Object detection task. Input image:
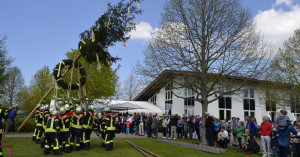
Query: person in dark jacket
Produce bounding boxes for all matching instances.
[135,113,140,135]
[194,116,200,140]
[170,114,179,139]
[277,123,297,157]
[5,107,19,134]
[244,134,260,154]
[271,128,279,157]
[120,115,126,134]
[187,116,194,139]
[177,117,184,138]
[146,114,153,137]
[249,118,257,137]
[151,115,158,138]
[205,112,214,146]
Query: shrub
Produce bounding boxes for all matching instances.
[2,117,35,133]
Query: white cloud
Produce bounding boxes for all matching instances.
[128,22,158,40]
[254,4,300,49]
[275,0,293,6]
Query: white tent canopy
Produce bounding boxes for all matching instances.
[93,100,164,115]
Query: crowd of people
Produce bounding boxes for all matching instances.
[1,105,300,157]
[31,103,116,156]
[113,110,300,157]
[204,110,300,157]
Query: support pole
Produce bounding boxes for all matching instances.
[17,55,81,132]
[17,84,54,132]
[77,55,82,106]
[67,55,76,102]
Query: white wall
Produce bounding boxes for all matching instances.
[147,79,295,125]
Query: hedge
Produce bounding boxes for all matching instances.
[2,117,35,133]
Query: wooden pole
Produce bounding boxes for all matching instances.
[17,84,55,132]
[67,55,76,102]
[77,55,82,106]
[17,55,82,132]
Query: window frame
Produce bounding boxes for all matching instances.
[218,96,232,120]
[243,88,255,118]
[150,95,157,105]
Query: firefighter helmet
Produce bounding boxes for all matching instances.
[60,107,66,114]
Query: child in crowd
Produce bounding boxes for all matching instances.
[275,110,290,129]
[126,121,130,134]
[244,129,250,143]
[243,134,260,155]
[235,121,244,152]
[271,128,279,157]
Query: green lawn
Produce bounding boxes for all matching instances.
[2,137,260,157]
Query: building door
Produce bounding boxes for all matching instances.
[185,108,194,116]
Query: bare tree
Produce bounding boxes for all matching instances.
[124,72,141,101]
[3,66,24,107]
[136,0,270,142]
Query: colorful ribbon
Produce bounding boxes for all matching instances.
[137,0,140,10]
[57,61,65,77]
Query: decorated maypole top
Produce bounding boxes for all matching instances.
[17,0,143,132]
[52,0,143,104]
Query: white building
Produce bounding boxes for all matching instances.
[133,70,300,124]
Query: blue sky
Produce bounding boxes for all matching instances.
[1,0,300,85]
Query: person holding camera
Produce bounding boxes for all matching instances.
[216,126,230,149]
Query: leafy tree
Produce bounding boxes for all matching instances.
[19,66,53,114]
[2,66,24,107]
[0,35,13,95]
[16,86,31,112]
[259,29,300,111]
[136,0,270,142]
[58,50,119,105]
[123,72,142,101]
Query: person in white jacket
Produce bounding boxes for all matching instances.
[162,116,169,138]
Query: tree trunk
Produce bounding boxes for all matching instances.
[200,95,209,144]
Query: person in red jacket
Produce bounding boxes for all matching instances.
[260,116,272,157]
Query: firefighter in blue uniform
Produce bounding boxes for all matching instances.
[0,108,8,157]
[70,106,83,151]
[100,111,107,148]
[82,105,95,150]
[32,104,41,141]
[104,107,116,151]
[44,110,61,156]
[34,105,44,144]
[58,107,71,153]
[40,104,50,147]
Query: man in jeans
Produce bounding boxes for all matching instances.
[260,116,272,157]
[5,107,19,134]
[139,113,145,136]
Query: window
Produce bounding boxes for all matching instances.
[244,88,255,118]
[165,82,173,100]
[266,91,276,112]
[265,90,277,121]
[165,82,173,112]
[219,97,232,120]
[184,88,195,106]
[219,85,231,95]
[218,85,231,120]
[291,94,300,118]
[150,95,156,105]
[185,108,194,116]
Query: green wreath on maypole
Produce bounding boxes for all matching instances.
[53,59,87,90]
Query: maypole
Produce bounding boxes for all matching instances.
[18,0,143,132]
